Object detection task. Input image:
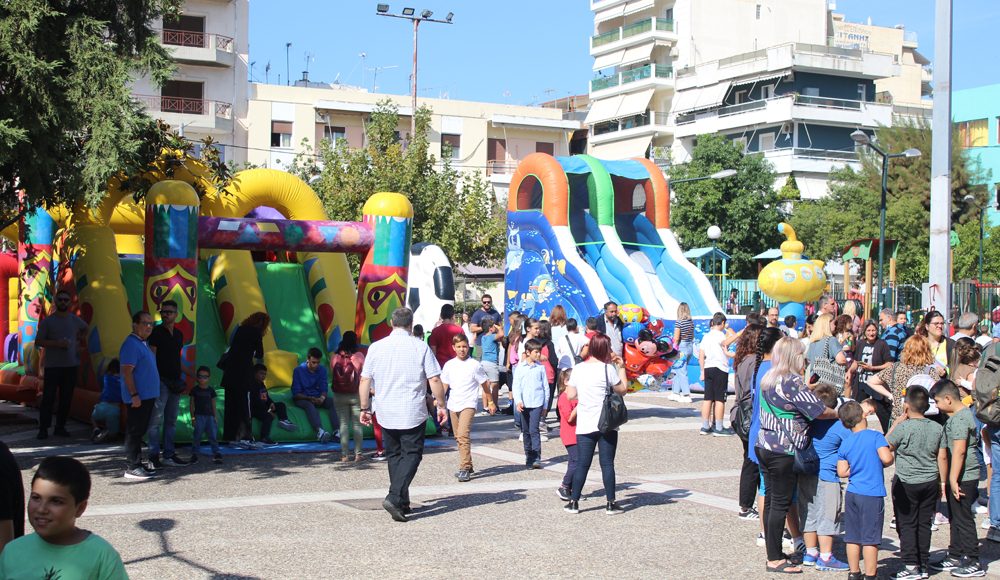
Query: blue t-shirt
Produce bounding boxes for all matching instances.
[100,375,123,404]
[747,359,772,465]
[291,363,329,398]
[811,418,851,483]
[481,333,499,363]
[118,334,160,401]
[838,429,889,497]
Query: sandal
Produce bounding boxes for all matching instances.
[354,453,364,462]
[765,561,802,574]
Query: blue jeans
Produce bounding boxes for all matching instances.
[989,427,1000,528]
[147,380,181,458]
[91,402,120,435]
[192,414,220,455]
[571,430,619,502]
[561,443,579,489]
[519,406,542,463]
[671,340,693,396]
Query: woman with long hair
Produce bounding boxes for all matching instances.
[669,302,695,403]
[953,337,981,390]
[564,333,629,515]
[221,312,270,444]
[502,313,525,414]
[866,334,943,425]
[805,313,847,392]
[331,331,366,462]
[549,305,568,346]
[915,310,954,375]
[848,321,892,429]
[842,300,862,337]
[756,337,838,574]
[536,320,560,436]
[746,327,787,544]
[732,321,765,519]
[833,314,856,395]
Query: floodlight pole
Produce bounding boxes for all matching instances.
[929,0,953,314]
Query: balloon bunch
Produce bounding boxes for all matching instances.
[618,304,678,392]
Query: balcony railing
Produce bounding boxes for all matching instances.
[755,147,859,162]
[486,160,519,176]
[134,94,233,119]
[592,17,675,49]
[793,94,863,110]
[591,64,673,92]
[592,110,670,137]
[718,99,768,117]
[158,28,234,52]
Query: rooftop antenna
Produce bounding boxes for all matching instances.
[359,52,367,89]
[304,51,315,74]
[367,64,398,92]
[265,61,271,84]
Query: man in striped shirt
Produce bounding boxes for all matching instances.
[360,308,447,522]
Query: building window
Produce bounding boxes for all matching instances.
[759,133,775,151]
[271,121,292,148]
[162,14,206,47]
[441,133,461,159]
[756,4,761,19]
[732,136,748,153]
[160,80,204,114]
[536,142,554,155]
[802,87,820,97]
[664,8,673,21]
[857,83,867,102]
[956,119,988,148]
[324,125,346,146]
[762,85,775,99]
[734,90,747,104]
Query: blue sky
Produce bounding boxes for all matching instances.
[249,0,996,105]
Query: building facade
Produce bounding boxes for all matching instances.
[132,0,250,165]
[953,84,1000,227]
[246,84,582,203]
[586,0,928,198]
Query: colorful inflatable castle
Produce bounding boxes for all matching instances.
[505,153,741,390]
[0,157,424,441]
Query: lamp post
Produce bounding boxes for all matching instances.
[376,5,453,140]
[963,194,986,316]
[707,225,722,297]
[285,42,291,86]
[850,129,921,312]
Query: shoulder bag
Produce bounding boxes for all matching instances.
[771,386,819,475]
[565,335,584,364]
[810,338,847,394]
[598,363,628,433]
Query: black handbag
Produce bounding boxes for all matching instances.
[598,363,628,433]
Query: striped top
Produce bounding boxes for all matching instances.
[676,318,694,342]
[361,329,442,430]
[755,374,826,455]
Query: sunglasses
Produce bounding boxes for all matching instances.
[197,375,210,379]
[160,310,177,315]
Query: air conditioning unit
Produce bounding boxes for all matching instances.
[315,111,329,123]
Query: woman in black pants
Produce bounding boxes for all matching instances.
[756,337,839,574]
[221,312,269,443]
[849,321,892,431]
[732,321,765,519]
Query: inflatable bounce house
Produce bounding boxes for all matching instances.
[0,157,434,441]
[505,153,740,391]
[757,223,827,322]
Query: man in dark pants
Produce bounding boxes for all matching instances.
[120,311,161,481]
[34,289,88,439]
[360,307,446,522]
[146,299,189,467]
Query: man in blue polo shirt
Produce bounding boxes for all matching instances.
[879,309,908,362]
[292,347,338,443]
[119,311,161,481]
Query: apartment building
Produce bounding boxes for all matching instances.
[246,83,582,203]
[132,0,250,165]
[587,0,927,199]
[954,84,1000,227]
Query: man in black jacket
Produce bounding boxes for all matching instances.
[595,301,624,356]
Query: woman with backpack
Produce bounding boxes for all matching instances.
[331,331,366,462]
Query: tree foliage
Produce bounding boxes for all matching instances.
[669,134,786,278]
[789,121,992,283]
[0,0,183,227]
[290,100,506,268]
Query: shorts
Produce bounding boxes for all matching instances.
[798,476,843,536]
[703,367,729,402]
[843,491,884,546]
[481,361,500,383]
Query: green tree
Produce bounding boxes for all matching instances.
[789,121,991,283]
[292,100,506,268]
[0,0,183,227]
[952,217,1000,282]
[669,134,786,278]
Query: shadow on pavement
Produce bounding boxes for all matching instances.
[415,489,528,519]
[124,517,261,579]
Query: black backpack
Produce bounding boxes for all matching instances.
[974,343,1000,428]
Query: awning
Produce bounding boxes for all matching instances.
[590,135,652,159]
[593,51,622,70]
[673,81,732,113]
[617,88,655,118]
[620,43,654,67]
[670,89,702,113]
[585,95,625,124]
[731,72,789,87]
[594,0,654,24]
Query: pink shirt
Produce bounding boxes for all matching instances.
[557,392,578,446]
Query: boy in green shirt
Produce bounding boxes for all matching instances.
[0,456,128,579]
[929,380,986,578]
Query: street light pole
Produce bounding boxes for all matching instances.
[850,130,921,313]
[376,6,454,141]
[285,42,291,86]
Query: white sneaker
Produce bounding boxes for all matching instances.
[983,519,991,530]
[976,504,988,515]
[679,395,693,403]
[317,429,332,443]
[540,434,549,442]
[666,392,680,402]
[518,433,523,441]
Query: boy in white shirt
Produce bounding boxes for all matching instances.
[441,334,489,482]
[555,318,588,370]
[698,312,736,436]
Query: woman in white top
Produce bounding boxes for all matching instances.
[564,333,628,515]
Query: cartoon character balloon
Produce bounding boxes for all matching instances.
[757,223,826,323]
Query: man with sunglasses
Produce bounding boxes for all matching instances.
[468,295,501,359]
[145,300,189,467]
[34,290,88,440]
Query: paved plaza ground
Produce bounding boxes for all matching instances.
[6,392,1000,579]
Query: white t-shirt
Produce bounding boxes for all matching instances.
[441,357,488,412]
[555,332,588,370]
[568,360,622,435]
[700,328,730,372]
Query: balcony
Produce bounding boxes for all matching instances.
[134,94,233,134]
[590,111,671,145]
[591,17,676,56]
[758,147,860,176]
[672,94,892,138]
[157,28,235,67]
[591,64,673,96]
